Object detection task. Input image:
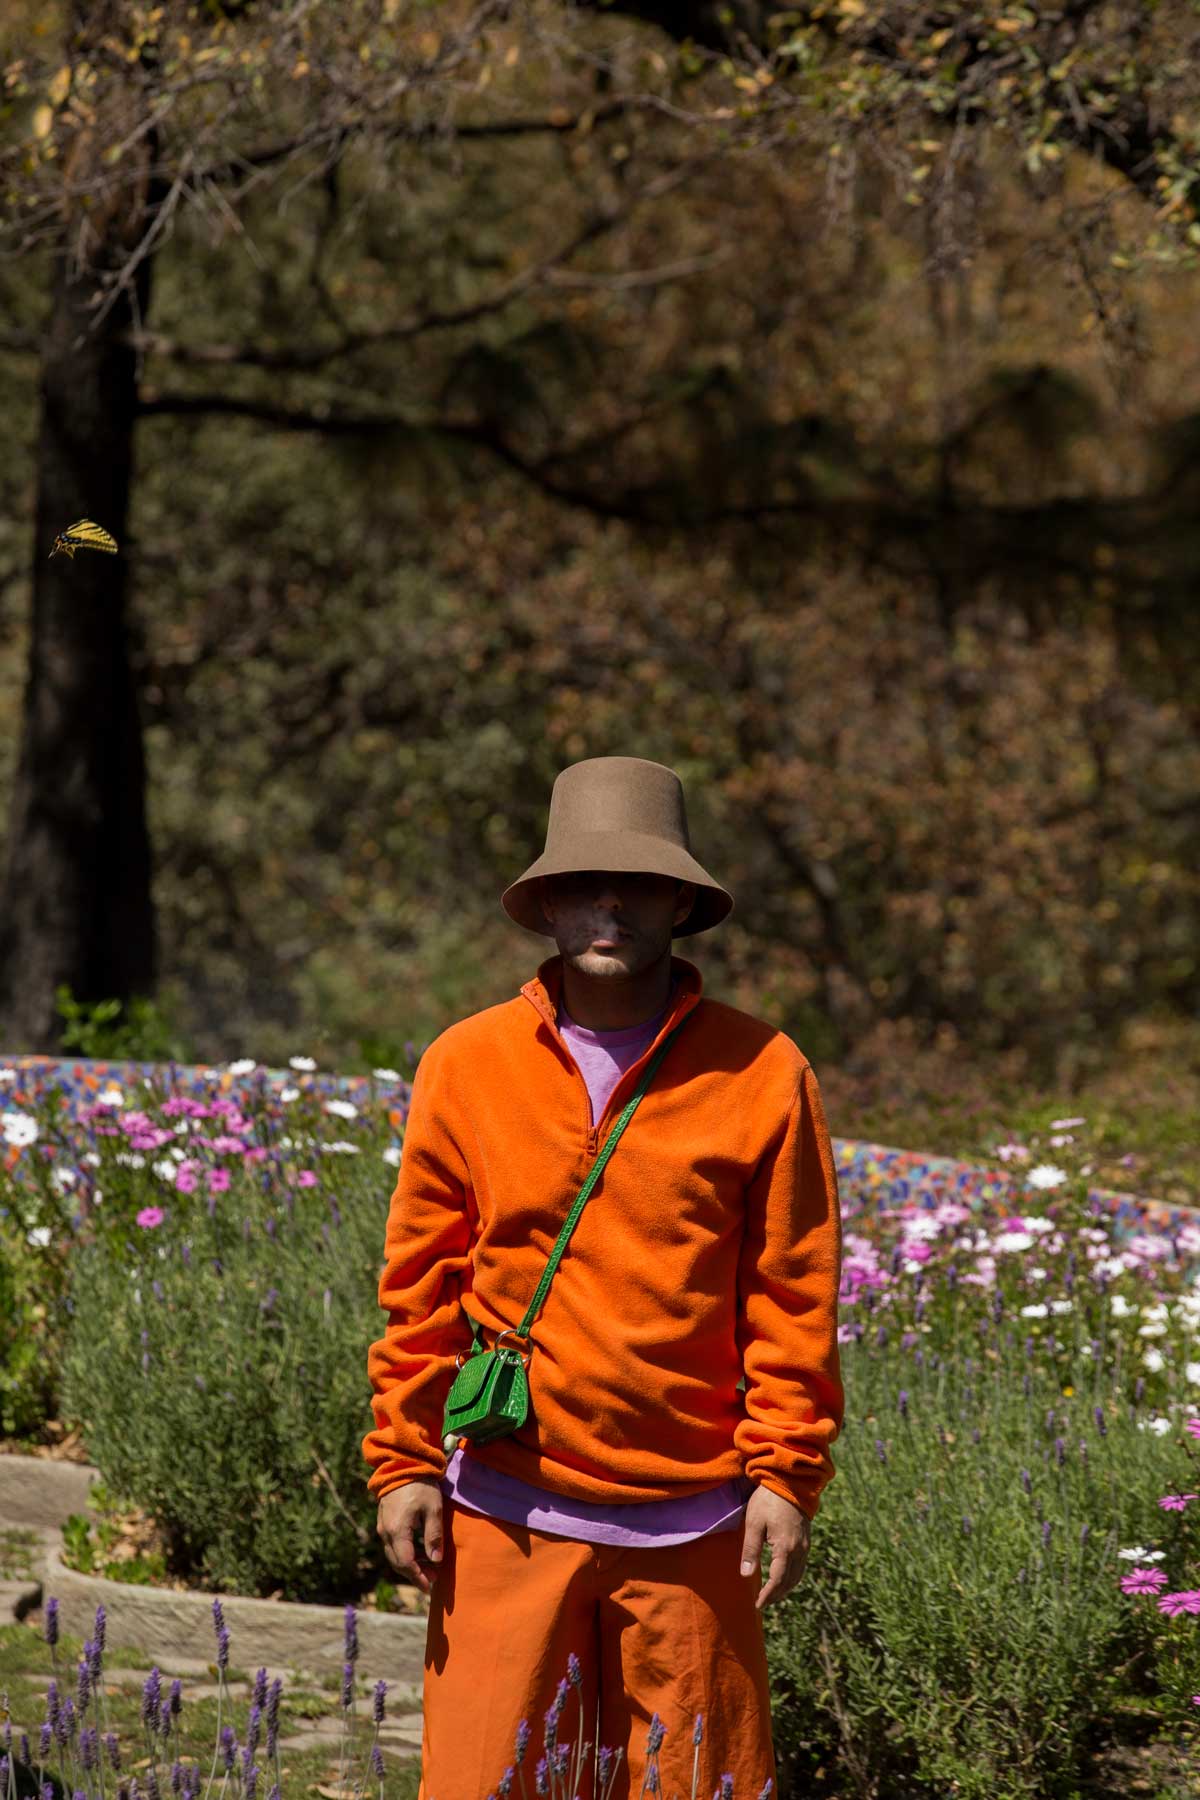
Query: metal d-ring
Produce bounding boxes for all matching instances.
[454,1326,532,1371]
[494,1327,532,1368]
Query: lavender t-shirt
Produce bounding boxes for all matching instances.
[440,983,755,1545]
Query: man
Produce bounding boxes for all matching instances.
[364,755,844,1800]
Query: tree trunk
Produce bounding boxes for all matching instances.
[0,239,157,1051]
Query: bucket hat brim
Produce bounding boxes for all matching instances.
[502,829,733,938]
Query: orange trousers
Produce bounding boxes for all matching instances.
[417,1497,777,1800]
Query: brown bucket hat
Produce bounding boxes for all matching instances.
[501,756,734,939]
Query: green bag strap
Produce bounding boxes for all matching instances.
[464,1012,692,1354]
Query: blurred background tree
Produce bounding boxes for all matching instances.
[0,0,1196,1102]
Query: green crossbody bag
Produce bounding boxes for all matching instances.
[440,1013,692,1453]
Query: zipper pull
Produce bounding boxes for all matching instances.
[586,1125,599,1156]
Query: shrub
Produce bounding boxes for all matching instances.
[56,1072,404,1601]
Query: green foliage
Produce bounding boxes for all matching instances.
[58,1091,395,1601]
[53,985,195,1063]
[0,1198,68,1440]
[59,1481,169,1584]
[761,1219,1200,1797]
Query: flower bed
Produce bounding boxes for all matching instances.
[3,1055,1200,1794]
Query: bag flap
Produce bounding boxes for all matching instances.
[448,1352,498,1408]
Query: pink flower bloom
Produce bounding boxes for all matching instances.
[243,1146,268,1164]
[1158,1591,1200,1616]
[1159,1495,1199,1511]
[1120,1567,1168,1594]
[1186,1419,1200,1441]
[207,1167,231,1193]
[209,1135,247,1154]
[174,1167,197,1193]
[136,1206,165,1229]
[297,1170,318,1187]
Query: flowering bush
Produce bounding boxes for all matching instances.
[3,1057,412,1600]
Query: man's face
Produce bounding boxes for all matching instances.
[538,870,695,974]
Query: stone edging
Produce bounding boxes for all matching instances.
[0,1453,428,1690]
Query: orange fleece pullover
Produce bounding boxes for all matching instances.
[362,952,844,1520]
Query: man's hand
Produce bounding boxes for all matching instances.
[739,1484,811,1610]
[377,1478,444,1597]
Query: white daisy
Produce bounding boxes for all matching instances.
[1026,1164,1068,1189]
[1,1111,38,1147]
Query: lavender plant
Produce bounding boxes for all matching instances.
[0,1604,764,1800]
[0,1599,390,1800]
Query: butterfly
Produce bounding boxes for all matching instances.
[49,518,119,560]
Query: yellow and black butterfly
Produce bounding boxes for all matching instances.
[49,518,119,560]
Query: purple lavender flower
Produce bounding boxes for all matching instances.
[41,1782,55,1800]
[720,1776,734,1800]
[341,1663,354,1709]
[93,1603,107,1654]
[646,1716,665,1755]
[220,1726,236,1773]
[55,1697,74,1749]
[146,1764,160,1800]
[266,1678,282,1743]
[370,1745,385,1781]
[755,1780,774,1800]
[158,1699,172,1739]
[551,1745,569,1780]
[105,1731,121,1770]
[216,1626,230,1675]
[141,1669,162,1730]
[534,1755,549,1796]
[19,1734,29,1766]
[44,1597,59,1648]
[566,1653,581,1690]
[45,1680,59,1729]
[372,1681,387,1725]
[253,1668,268,1710]
[39,1723,52,1761]
[169,1677,182,1717]
[243,1746,258,1800]
[246,1703,261,1759]
[80,1725,96,1772]
[515,1721,531,1765]
[499,1768,515,1797]
[170,1760,183,1796]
